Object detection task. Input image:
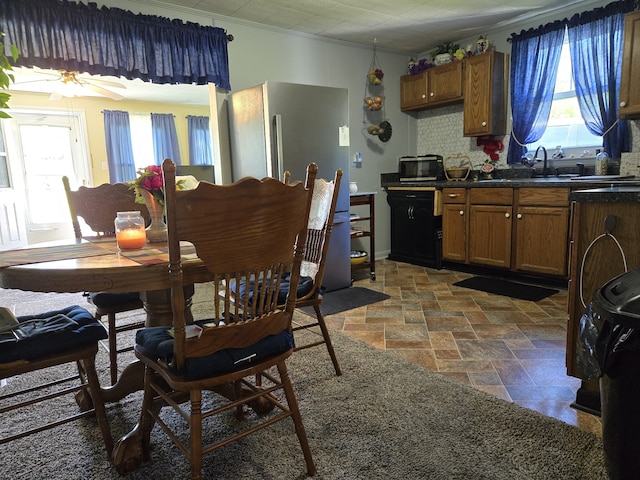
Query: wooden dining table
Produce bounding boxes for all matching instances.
[0,239,213,402]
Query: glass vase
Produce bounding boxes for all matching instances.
[139,189,167,243]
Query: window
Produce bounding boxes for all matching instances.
[129,113,154,170]
[527,32,602,158]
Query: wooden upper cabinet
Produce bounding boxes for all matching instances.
[463,51,508,137]
[619,11,640,119]
[400,61,463,111]
[427,62,463,106]
[400,72,428,110]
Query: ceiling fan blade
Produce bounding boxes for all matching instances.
[86,78,126,89]
[84,83,124,100]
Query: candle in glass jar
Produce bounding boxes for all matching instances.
[116,228,147,250]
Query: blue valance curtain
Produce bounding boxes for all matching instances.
[103,110,136,183]
[151,113,181,165]
[187,116,213,166]
[507,23,565,165]
[0,0,231,89]
[567,3,631,159]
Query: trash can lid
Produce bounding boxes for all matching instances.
[593,269,640,327]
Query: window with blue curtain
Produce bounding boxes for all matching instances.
[508,0,635,164]
[151,113,181,165]
[507,23,565,164]
[103,110,136,183]
[567,2,631,159]
[187,116,213,166]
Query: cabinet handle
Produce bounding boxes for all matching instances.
[421,94,426,99]
[620,101,626,107]
[505,213,510,218]
[447,194,458,198]
[482,121,487,127]
[459,210,464,216]
[517,213,523,219]
[430,92,434,97]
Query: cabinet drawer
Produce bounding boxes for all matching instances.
[442,188,466,204]
[518,188,569,206]
[469,187,512,205]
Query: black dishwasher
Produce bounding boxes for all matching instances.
[386,188,442,269]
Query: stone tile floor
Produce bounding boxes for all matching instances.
[322,259,602,436]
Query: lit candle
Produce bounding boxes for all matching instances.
[116,228,147,250]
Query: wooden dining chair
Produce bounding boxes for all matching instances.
[285,169,343,375]
[62,176,150,385]
[111,159,317,479]
[0,305,113,457]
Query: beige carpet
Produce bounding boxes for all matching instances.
[0,287,607,479]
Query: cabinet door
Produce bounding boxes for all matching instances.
[388,196,413,258]
[400,73,428,111]
[411,198,439,263]
[442,203,466,261]
[463,52,507,137]
[468,204,512,268]
[515,206,569,276]
[619,11,640,119]
[428,62,463,105]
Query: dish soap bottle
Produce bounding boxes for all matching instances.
[596,149,609,176]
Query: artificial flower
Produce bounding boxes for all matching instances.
[129,165,184,205]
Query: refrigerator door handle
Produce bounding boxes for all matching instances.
[274,114,284,180]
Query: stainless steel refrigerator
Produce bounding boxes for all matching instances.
[227,81,351,291]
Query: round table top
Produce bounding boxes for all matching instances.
[0,240,211,294]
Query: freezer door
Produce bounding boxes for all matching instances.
[228,84,271,180]
[322,210,352,291]
[266,82,350,212]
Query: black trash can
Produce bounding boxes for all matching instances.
[593,269,640,480]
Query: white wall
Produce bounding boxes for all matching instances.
[95,0,414,260]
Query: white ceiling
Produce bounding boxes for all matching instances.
[7,0,600,104]
[166,0,590,53]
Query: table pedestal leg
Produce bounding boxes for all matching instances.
[100,285,194,402]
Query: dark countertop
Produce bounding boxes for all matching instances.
[569,186,640,203]
[381,172,640,190]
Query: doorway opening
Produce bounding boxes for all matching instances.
[2,108,91,245]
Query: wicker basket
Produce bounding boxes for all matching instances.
[444,154,471,181]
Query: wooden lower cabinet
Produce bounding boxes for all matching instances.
[442,188,466,262]
[442,186,570,278]
[469,203,512,268]
[514,188,569,277]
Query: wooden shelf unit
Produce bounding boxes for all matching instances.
[350,192,376,281]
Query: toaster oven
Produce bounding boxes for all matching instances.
[399,155,444,181]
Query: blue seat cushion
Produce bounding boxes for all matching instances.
[234,273,315,305]
[88,291,141,309]
[0,305,108,364]
[135,323,294,381]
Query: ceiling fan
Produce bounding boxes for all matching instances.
[14,69,126,101]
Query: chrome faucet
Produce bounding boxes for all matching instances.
[533,146,548,177]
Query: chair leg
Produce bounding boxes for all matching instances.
[313,304,342,376]
[108,313,118,385]
[83,354,114,457]
[190,389,203,480]
[277,361,316,476]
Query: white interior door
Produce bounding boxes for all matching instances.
[3,109,91,245]
[0,126,28,251]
